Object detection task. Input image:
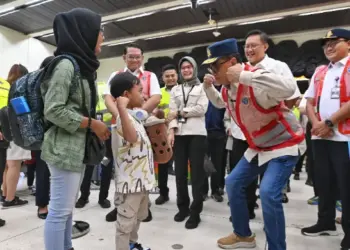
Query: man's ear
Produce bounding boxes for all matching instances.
[264,43,269,53]
[123,54,127,62]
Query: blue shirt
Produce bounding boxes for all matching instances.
[205,85,226,133]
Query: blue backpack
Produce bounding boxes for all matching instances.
[0,55,80,150]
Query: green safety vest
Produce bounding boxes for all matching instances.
[96,82,112,124]
[0,78,10,109]
[159,87,171,118]
[292,107,300,121]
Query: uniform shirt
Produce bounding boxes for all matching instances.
[112,112,155,194]
[304,56,350,142]
[205,61,299,166]
[104,67,161,97]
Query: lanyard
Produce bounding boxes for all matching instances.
[181,84,195,108]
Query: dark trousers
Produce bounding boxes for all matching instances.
[229,137,258,213]
[174,135,206,215]
[0,148,6,189]
[203,131,227,195]
[158,156,173,198]
[313,140,350,247]
[294,152,306,173]
[27,162,36,187]
[34,150,50,207]
[80,137,113,202]
[305,122,317,196]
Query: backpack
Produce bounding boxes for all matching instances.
[0,55,80,150]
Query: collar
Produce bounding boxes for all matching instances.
[124,66,144,74]
[329,55,349,68]
[248,55,269,68]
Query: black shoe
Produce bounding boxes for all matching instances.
[249,211,256,220]
[185,214,201,229]
[211,193,224,203]
[142,209,152,222]
[294,173,300,180]
[2,197,28,209]
[229,216,232,222]
[0,196,5,203]
[106,208,117,222]
[218,188,224,196]
[203,194,209,201]
[37,207,48,220]
[341,234,350,249]
[75,198,88,209]
[305,179,313,186]
[0,218,5,227]
[287,184,291,193]
[301,223,338,236]
[254,203,259,209]
[155,195,169,205]
[174,210,190,222]
[282,194,289,203]
[98,199,111,209]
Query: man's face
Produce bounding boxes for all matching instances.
[162,69,178,87]
[323,39,350,63]
[210,57,237,85]
[123,47,143,72]
[244,35,268,65]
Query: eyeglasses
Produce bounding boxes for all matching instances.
[209,58,231,74]
[126,55,142,61]
[243,44,263,50]
[322,39,347,49]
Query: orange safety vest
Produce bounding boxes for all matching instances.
[222,64,304,151]
[111,70,152,124]
[313,58,350,134]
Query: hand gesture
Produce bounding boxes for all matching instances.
[203,73,215,88]
[227,64,243,83]
[116,96,129,109]
[311,121,333,138]
[91,120,111,141]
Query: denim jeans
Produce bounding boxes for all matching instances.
[226,155,299,250]
[44,165,84,250]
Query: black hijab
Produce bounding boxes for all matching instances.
[53,8,101,79]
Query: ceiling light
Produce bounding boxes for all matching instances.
[28,0,53,8]
[41,33,54,38]
[238,17,284,25]
[145,34,176,40]
[166,0,215,11]
[299,6,350,16]
[0,10,18,17]
[187,25,225,33]
[108,40,136,47]
[0,7,15,15]
[116,11,156,22]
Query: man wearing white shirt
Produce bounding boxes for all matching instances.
[301,28,350,250]
[103,43,161,223]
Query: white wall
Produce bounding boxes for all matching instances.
[0,26,55,79]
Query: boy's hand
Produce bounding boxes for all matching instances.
[116,97,129,109]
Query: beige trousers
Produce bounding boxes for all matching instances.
[115,191,149,250]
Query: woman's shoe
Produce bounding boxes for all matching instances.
[37,207,48,220]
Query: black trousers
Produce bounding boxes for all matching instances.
[158,156,173,198]
[0,148,6,189]
[229,137,257,213]
[305,122,318,196]
[27,162,36,187]
[174,135,206,215]
[313,139,350,246]
[294,152,306,173]
[80,137,113,202]
[34,150,50,207]
[203,131,227,195]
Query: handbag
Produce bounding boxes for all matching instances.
[80,77,106,165]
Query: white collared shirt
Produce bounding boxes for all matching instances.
[304,56,350,142]
[104,67,161,97]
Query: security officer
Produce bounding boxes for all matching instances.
[0,76,9,227]
[75,81,114,209]
[155,64,178,205]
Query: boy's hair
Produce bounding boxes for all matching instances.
[162,64,177,73]
[110,72,140,98]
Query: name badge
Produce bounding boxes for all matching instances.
[330,87,340,99]
[96,112,103,121]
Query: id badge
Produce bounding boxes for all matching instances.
[330,87,340,99]
[96,112,103,121]
[178,117,187,124]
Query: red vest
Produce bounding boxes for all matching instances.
[313,58,350,134]
[222,64,304,151]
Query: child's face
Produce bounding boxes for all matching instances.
[126,83,144,108]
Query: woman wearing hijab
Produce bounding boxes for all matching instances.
[168,56,208,229]
[41,8,110,250]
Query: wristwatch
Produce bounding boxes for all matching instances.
[324,119,334,128]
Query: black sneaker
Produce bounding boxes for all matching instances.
[301,224,338,236]
[185,214,201,229]
[106,208,117,222]
[75,198,89,208]
[142,209,152,222]
[130,243,151,250]
[282,194,289,203]
[98,199,111,209]
[174,210,190,222]
[294,173,300,180]
[2,197,28,209]
[155,195,169,205]
[0,218,5,227]
[218,188,225,196]
[211,193,224,203]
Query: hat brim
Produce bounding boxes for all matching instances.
[321,36,338,45]
[202,57,219,65]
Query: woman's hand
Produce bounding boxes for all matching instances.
[168,129,175,147]
[91,119,110,141]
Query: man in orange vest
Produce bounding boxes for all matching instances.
[302,28,350,250]
[202,38,303,250]
[103,43,161,223]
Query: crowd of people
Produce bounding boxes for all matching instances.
[0,7,349,250]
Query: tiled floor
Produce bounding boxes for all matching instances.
[0,173,343,250]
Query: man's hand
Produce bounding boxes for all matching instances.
[203,74,215,88]
[116,97,129,110]
[168,130,175,147]
[91,120,111,141]
[227,64,243,84]
[311,121,334,138]
[166,111,177,123]
[0,132,3,141]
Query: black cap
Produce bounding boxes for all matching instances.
[321,28,350,45]
[202,38,239,65]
